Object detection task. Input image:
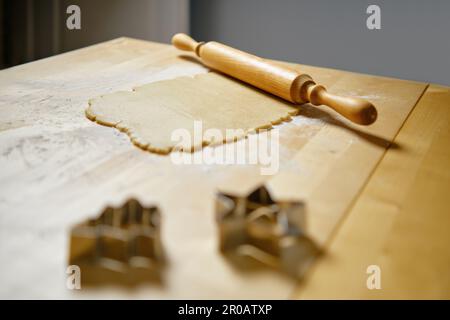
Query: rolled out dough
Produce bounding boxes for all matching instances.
[86,72,298,154]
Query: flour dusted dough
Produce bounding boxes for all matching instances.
[86,72,298,154]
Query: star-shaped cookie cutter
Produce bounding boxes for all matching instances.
[216,185,319,277]
[68,198,164,285]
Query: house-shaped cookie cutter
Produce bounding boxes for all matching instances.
[216,185,319,277]
[69,199,163,285]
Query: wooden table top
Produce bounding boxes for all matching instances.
[295,83,450,299]
[0,38,448,299]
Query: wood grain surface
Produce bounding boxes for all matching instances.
[0,38,439,299]
[293,85,450,299]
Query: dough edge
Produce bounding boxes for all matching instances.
[85,75,300,155]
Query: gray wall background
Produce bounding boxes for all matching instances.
[191,0,450,86]
[0,0,190,68]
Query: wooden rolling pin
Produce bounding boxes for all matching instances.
[172,33,377,125]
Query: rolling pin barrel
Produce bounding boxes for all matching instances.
[172,33,377,125]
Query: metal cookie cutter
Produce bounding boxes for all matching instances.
[69,199,164,285]
[216,185,319,277]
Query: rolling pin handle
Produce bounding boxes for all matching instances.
[171,33,204,57]
[305,84,377,125]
